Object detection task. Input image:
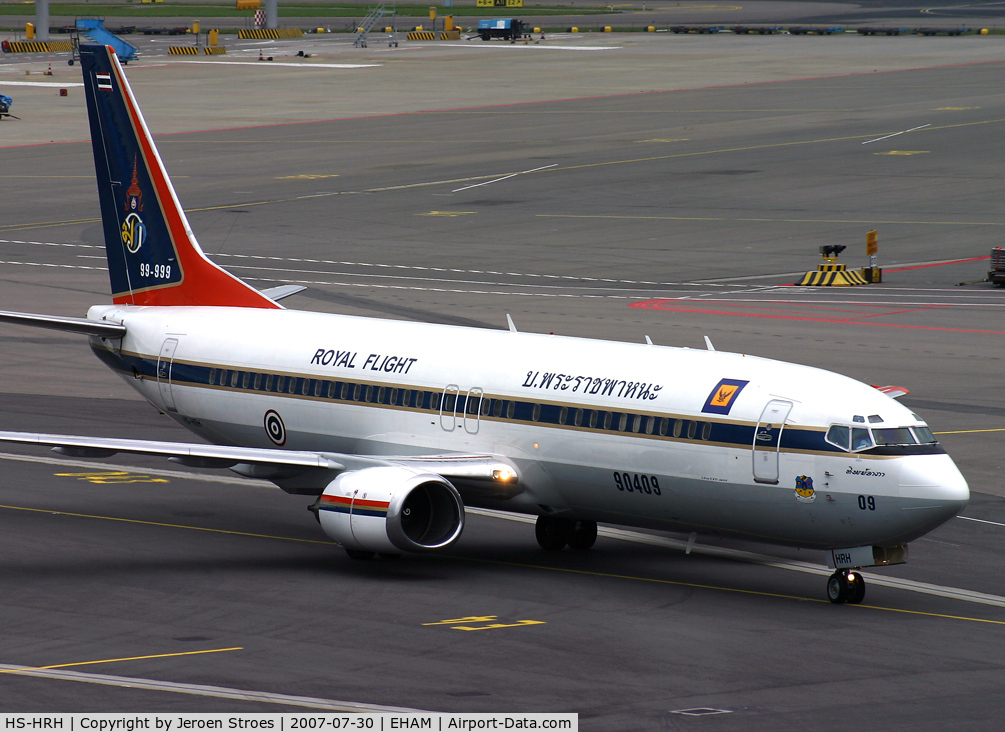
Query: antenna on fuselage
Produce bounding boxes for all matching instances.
[506,313,518,333]
[645,335,653,346]
[704,336,715,351]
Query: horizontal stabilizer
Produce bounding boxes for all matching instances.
[0,310,126,338]
[259,285,307,302]
[872,385,910,399]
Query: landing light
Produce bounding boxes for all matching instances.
[492,468,515,483]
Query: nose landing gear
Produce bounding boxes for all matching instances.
[827,569,866,604]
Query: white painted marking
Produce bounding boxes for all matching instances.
[862,123,931,144]
[0,663,431,712]
[452,163,557,193]
[958,515,1005,528]
[176,61,381,69]
[440,44,619,52]
[0,81,85,88]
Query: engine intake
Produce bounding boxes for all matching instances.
[314,466,464,553]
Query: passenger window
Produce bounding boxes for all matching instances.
[242,372,250,389]
[276,375,285,393]
[573,409,582,427]
[230,371,239,388]
[506,401,515,419]
[587,410,597,428]
[645,417,655,435]
[327,381,336,398]
[559,407,568,424]
[631,415,641,433]
[209,368,216,385]
[825,425,851,451]
[686,421,696,439]
[265,373,274,391]
[658,418,668,436]
[603,412,612,430]
[851,428,872,452]
[254,373,262,391]
[702,422,711,440]
[532,404,541,422]
[289,378,298,395]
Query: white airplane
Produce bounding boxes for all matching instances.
[0,44,969,604]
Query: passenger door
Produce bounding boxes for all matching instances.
[752,399,792,484]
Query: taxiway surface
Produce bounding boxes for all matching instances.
[1,33,1004,730]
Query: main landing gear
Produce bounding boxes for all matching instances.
[535,516,598,551]
[827,569,866,604]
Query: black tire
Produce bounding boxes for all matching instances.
[345,548,376,560]
[535,516,574,550]
[847,572,866,604]
[567,520,598,551]
[827,572,849,604]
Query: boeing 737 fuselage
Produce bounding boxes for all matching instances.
[0,45,969,605]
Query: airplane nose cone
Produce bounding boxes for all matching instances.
[900,454,970,514]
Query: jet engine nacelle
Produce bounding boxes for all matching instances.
[314,466,465,553]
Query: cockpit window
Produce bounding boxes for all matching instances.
[826,423,940,453]
[851,428,873,451]
[825,425,850,451]
[873,427,918,446]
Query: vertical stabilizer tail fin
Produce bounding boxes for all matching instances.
[80,44,279,308]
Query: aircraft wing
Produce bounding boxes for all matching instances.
[0,431,519,495]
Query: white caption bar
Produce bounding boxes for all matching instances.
[0,715,577,732]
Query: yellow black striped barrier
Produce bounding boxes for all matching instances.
[169,46,199,55]
[407,31,436,40]
[238,29,303,39]
[204,46,227,54]
[797,264,869,286]
[439,31,461,40]
[2,40,73,53]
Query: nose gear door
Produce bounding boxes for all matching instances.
[753,399,792,484]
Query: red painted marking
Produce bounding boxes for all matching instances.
[18,60,1005,147]
[885,256,989,273]
[630,298,1005,335]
